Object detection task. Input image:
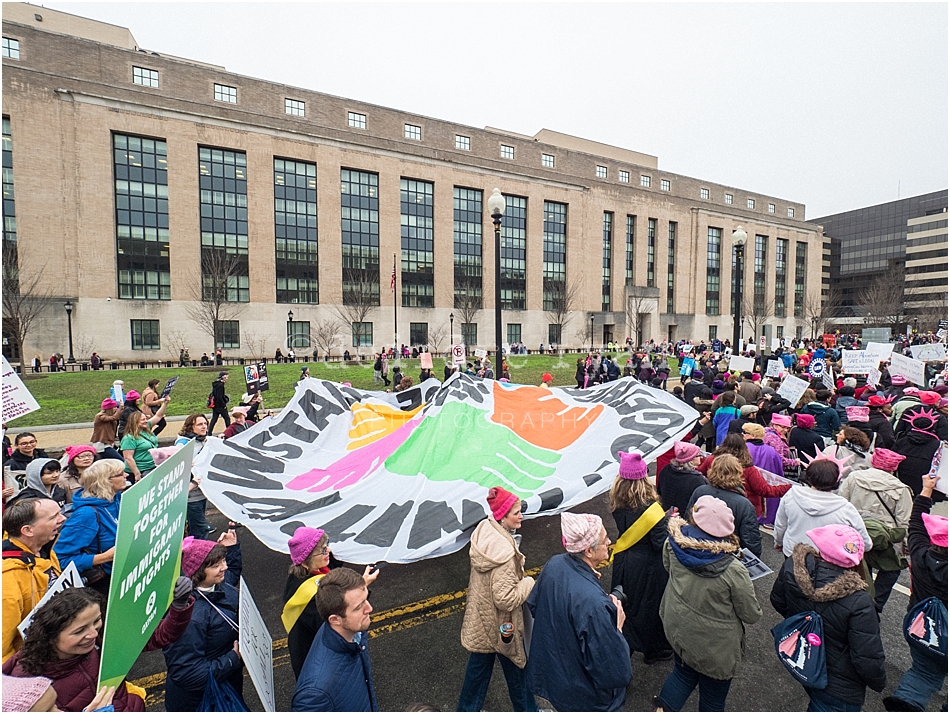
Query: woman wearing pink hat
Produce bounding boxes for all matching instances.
[281,527,378,680]
[458,486,535,711]
[763,413,802,478]
[656,441,706,517]
[883,473,948,711]
[787,412,826,462]
[59,445,96,504]
[90,398,123,461]
[837,448,912,612]
[608,451,672,665]
[770,524,886,710]
[654,495,761,712]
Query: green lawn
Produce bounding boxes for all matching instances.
[12,353,629,427]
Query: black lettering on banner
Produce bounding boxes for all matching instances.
[355,501,414,547]
[429,374,490,408]
[537,488,564,511]
[320,504,376,541]
[460,499,485,529]
[246,430,303,459]
[322,383,362,411]
[583,473,602,486]
[408,500,468,549]
[395,387,425,411]
[224,490,341,521]
[208,442,287,490]
[298,391,346,431]
[265,410,317,445]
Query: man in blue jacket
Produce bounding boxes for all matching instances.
[292,567,378,712]
[525,512,632,711]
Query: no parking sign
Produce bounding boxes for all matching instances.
[452,343,466,366]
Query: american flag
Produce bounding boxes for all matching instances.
[390,266,396,293]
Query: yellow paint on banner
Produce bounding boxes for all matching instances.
[347,402,422,449]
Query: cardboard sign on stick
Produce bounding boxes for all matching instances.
[2,356,40,422]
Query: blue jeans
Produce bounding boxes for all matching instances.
[657,654,732,711]
[805,688,861,712]
[187,498,212,540]
[890,644,947,710]
[457,651,537,712]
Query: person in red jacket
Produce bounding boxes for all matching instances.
[699,433,791,519]
[3,582,194,711]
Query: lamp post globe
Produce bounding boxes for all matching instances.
[731,226,747,351]
[488,188,506,370]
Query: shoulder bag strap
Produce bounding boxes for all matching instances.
[873,490,900,528]
[197,589,239,632]
[608,501,666,565]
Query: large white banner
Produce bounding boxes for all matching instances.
[2,356,41,422]
[240,578,275,712]
[889,352,927,386]
[193,375,698,564]
[910,343,947,362]
[840,350,878,375]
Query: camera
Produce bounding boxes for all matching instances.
[609,584,627,607]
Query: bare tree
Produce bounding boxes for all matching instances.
[312,319,340,360]
[428,322,448,355]
[183,250,247,352]
[742,293,775,341]
[909,293,949,333]
[163,328,189,362]
[544,277,581,349]
[453,275,482,337]
[858,267,907,332]
[575,316,595,351]
[333,267,379,346]
[624,288,658,349]
[802,285,843,339]
[1,241,54,365]
[242,329,270,362]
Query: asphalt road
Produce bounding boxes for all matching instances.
[129,495,948,713]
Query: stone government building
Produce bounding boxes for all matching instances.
[2,3,823,362]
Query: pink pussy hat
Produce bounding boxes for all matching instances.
[561,512,603,553]
[181,536,219,578]
[288,526,327,565]
[487,486,519,521]
[770,413,792,428]
[618,451,647,480]
[922,513,948,548]
[871,448,906,472]
[673,441,701,462]
[806,525,864,568]
[691,495,734,537]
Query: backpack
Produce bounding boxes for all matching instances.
[207,392,215,409]
[772,611,828,689]
[903,596,947,660]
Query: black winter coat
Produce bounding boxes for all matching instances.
[683,381,706,411]
[770,544,886,705]
[609,504,670,657]
[686,484,762,556]
[906,494,948,610]
[894,430,941,496]
[788,426,825,462]
[656,464,706,518]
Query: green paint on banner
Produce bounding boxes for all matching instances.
[98,440,194,689]
[385,401,560,497]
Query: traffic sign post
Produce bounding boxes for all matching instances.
[451,344,466,366]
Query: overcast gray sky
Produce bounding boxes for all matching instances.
[38,1,949,219]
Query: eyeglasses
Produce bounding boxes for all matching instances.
[17,440,37,446]
[109,473,127,479]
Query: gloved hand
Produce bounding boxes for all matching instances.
[171,575,193,610]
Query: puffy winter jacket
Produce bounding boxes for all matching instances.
[460,518,534,667]
[837,467,912,528]
[906,494,948,610]
[773,485,872,557]
[1,538,60,662]
[660,518,762,681]
[866,410,895,449]
[770,544,886,705]
[291,623,378,712]
[693,459,763,556]
[52,489,121,576]
[800,401,841,439]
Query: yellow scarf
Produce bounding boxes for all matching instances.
[280,573,326,634]
[608,501,666,565]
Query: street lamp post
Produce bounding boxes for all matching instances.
[449,312,454,348]
[913,316,918,335]
[64,300,75,364]
[590,313,595,353]
[731,226,747,351]
[287,310,294,350]
[487,188,506,370]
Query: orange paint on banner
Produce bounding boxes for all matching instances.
[490,382,603,450]
[347,402,422,450]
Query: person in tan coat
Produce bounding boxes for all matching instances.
[457,487,536,712]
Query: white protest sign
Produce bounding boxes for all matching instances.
[889,352,926,386]
[771,338,782,351]
[822,366,835,391]
[18,562,83,639]
[729,355,756,373]
[777,375,810,408]
[926,444,947,495]
[765,359,783,377]
[864,342,894,365]
[473,348,487,359]
[2,356,41,422]
[840,350,878,375]
[937,328,947,341]
[866,366,881,388]
[910,343,947,362]
[240,578,275,712]
[451,344,466,366]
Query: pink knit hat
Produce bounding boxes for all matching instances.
[65,444,96,463]
[770,413,792,428]
[922,513,948,548]
[871,448,906,472]
[101,398,118,410]
[125,390,141,401]
[673,441,701,463]
[890,375,907,385]
[806,525,864,568]
[487,486,519,521]
[919,391,941,406]
[845,406,869,423]
[181,536,219,578]
[2,674,53,712]
[795,413,816,428]
[560,512,603,553]
[230,405,250,416]
[618,451,647,480]
[288,526,326,565]
[691,495,734,537]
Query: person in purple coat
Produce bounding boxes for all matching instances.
[742,423,784,478]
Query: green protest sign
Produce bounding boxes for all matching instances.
[98,440,194,689]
